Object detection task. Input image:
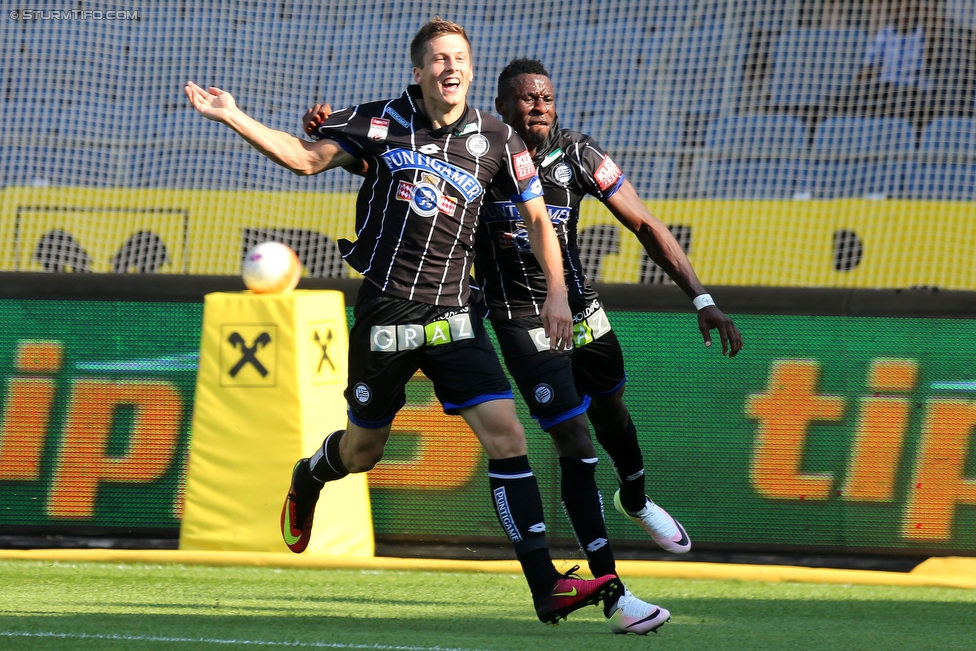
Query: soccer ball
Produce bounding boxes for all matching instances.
[242,242,302,294]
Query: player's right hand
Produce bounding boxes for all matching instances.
[185,81,239,122]
[303,102,370,176]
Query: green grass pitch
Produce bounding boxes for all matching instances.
[2,560,975,650]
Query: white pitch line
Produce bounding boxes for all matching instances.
[0,631,500,651]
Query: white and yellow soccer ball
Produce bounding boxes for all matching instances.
[242,241,302,294]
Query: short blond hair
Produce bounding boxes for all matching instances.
[410,17,471,68]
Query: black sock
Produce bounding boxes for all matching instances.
[308,430,348,483]
[559,456,616,579]
[594,418,646,512]
[292,457,322,498]
[488,455,560,603]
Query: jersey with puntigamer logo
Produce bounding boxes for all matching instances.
[315,84,542,307]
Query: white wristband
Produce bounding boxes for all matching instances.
[693,293,715,311]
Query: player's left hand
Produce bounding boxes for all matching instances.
[302,101,370,176]
[303,102,332,137]
[698,305,742,357]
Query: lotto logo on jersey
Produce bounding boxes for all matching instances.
[513,151,536,181]
[594,155,622,191]
[368,118,390,142]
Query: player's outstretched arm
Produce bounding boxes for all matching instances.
[605,179,743,357]
[184,81,356,175]
[517,195,573,350]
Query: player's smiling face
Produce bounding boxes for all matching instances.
[496,74,555,153]
[413,34,473,117]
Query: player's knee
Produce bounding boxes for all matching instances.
[587,392,629,431]
[548,417,596,457]
[482,425,528,459]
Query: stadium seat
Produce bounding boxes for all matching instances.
[768,29,870,114]
[516,24,660,131]
[701,114,808,198]
[802,117,917,199]
[592,106,680,199]
[909,118,976,200]
[664,25,747,120]
[616,153,678,199]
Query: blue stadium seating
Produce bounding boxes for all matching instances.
[769,29,870,113]
[909,118,976,200]
[528,24,662,131]
[802,117,917,199]
[604,110,679,198]
[703,115,808,198]
[6,3,975,200]
[664,25,747,119]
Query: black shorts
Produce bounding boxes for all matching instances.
[345,281,513,428]
[490,297,626,431]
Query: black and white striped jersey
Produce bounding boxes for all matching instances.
[475,120,625,319]
[315,85,543,307]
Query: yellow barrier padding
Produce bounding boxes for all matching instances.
[2,549,974,590]
[179,290,373,556]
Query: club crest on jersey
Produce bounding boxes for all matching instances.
[381,148,482,202]
[553,162,573,185]
[513,151,536,181]
[396,178,457,218]
[466,134,490,157]
[368,117,390,142]
[594,155,622,191]
[498,224,532,253]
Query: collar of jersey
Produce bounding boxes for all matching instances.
[533,116,563,166]
[404,84,475,137]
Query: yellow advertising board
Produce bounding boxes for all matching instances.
[180,290,372,556]
[3,186,976,290]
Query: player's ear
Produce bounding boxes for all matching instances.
[413,67,422,84]
[494,96,504,114]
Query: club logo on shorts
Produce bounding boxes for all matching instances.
[553,162,573,186]
[368,118,390,142]
[354,382,371,404]
[466,134,490,157]
[534,383,554,404]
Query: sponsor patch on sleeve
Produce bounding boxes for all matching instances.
[593,155,622,191]
[513,151,537,181]
[368,117,390,142]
